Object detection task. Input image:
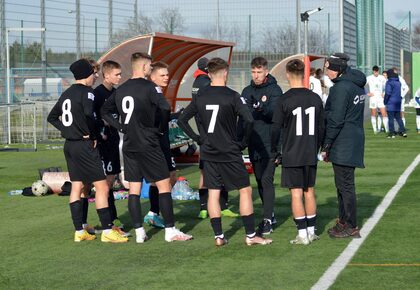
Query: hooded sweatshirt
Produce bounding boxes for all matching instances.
[241,74,283,160]
[324,67,366,168]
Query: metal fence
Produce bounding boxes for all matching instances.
[0,101,61,149]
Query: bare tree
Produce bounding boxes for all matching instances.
[201,22,245,49]
[260,25,330,54]
[307,26,330,54]
[157,7,185,34]
[413,22,420,51]
[112,13,153,45]
[260,25,296,54]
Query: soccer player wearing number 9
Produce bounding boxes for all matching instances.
[47,59,127,243]
[101,52,192,243]
[271,59,325,245]
[178,58,272,246]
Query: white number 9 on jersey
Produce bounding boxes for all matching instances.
[122,96,134,124]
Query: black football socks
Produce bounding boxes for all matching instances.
[128,194,142,229]
[210,217,223,236]
[199,188,208,211]
[159,192,175,228]
[97,207,113,230]
[242,214,256,237]
[81,197,89,224]
[149,185,160,215]
[108,189,118,221]
[69,200,83,231]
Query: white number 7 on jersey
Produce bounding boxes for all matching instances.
[206,104,219,133]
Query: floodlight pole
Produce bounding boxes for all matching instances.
[6,27,45,144]
[300,7,323,56]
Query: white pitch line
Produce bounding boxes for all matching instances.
[311,154,420,290]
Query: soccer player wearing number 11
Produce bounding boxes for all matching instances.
[271,59,325,245]
[101,52,192,243]
[178,58,272,246]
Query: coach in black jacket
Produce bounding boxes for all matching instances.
[321,53,366,239]
[241,57,283,235]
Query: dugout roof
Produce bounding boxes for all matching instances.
[270,54,326,92]
[97,32,235,111]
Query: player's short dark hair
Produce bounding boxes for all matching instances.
[151,61,169,71]
[251,57,268,69]
[286,59,304,76]
[207,58,229,74]
[101,60,121,75]
[372,65,379,72]
[310,67,316,75]
[131,52,152,63]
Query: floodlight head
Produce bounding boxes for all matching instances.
[306,7,323,16]
[301,7,323,22]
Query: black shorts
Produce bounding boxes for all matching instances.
[98,141,121,175]
[203,160,250,191]
[281,165,317,190]
[123,149,169,183]
[162,146,176,172]
[64,140,106,183]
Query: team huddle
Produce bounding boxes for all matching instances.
[48,51,367,246]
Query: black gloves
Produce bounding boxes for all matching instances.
[271,152,282,167]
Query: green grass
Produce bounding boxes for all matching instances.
[0,109,419,290]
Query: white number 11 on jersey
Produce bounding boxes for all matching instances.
[292,106,315,136]
[206,104,219,133]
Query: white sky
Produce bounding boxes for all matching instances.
[384,0,419,27]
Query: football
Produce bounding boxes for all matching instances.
[31,180,49,196]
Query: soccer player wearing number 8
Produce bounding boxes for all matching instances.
[178,58,272,246]
[271,59,325,245]
[47,59,127,243]
[101,52,192,243]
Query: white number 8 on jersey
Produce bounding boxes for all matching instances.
[62,99,73,127]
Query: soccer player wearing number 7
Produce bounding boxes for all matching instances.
[271,59,325,245]
[101,52,192,243]
[47,59,127,243]
[178,58,272,246]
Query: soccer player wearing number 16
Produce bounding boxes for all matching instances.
[47,59,127,243]
[101,52,192,243]
[271,59,325,245]
[178,58,272,246]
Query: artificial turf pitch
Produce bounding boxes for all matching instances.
[1,111,419,290]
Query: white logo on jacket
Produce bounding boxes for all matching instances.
[88,92,95,101]
[353,95,366,105]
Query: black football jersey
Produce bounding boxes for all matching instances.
[272,88,325,167]
[178,86,253,162]
[93,84,119,143]
[47,84,97,140]
[101,78,170,152]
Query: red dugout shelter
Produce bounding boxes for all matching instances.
[97,32,235,111]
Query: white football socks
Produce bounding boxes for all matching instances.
[371,117,377,133]
[383,117,389,132]
[416,115,420,131]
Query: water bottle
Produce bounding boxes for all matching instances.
[8,190,23,196]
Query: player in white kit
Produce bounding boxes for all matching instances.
[366,65,388,134]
